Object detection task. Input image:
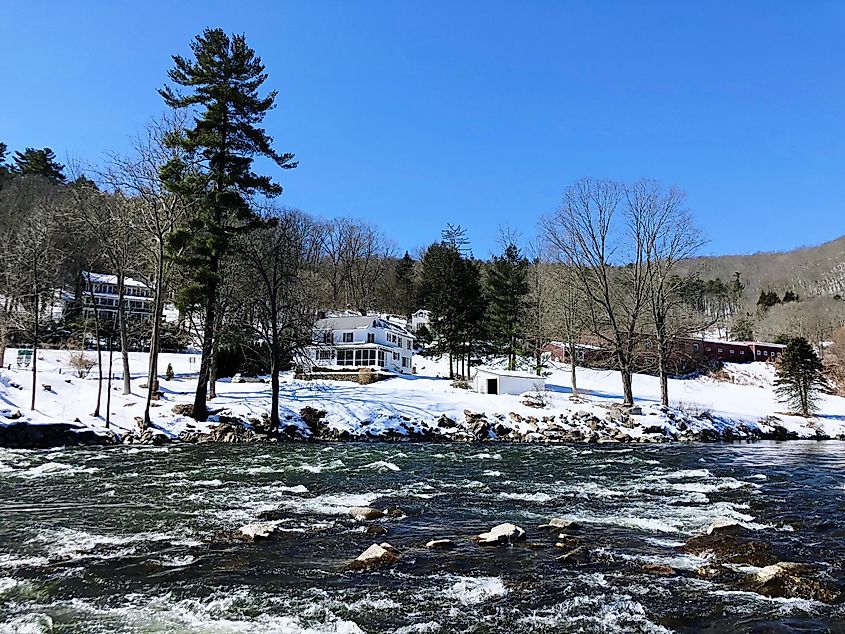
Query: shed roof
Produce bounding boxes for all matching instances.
[474,366,546,380]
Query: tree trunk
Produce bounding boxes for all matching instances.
[208,337,218,400]
[89,281,103,418]
[0,295,8,369]
[105,334,114,429]
[620,367,634,406]
[193,274,219,421]
[30,291,39,411]
[270,323,280,433]
[568,337,578,398]
[657,342,669,407]
[143,247,166,429]
[116,275,131,395]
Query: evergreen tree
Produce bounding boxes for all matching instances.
[159,28,297,420]
[11,148,66,182]
[774,337,830,416]
[417,237,485,379]
[0,142,8,171]
[728,271,744,312]
[394,251,416,316]
[782,290,799,303]
[731,317,754,341]
[485,242,529,370]
[757,289,781,311]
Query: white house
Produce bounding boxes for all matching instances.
[81,272,154,321]
[304,314,416,374]
[473,367,546,396]
[410,309,431,333]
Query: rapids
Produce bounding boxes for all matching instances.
[1,442,843,632]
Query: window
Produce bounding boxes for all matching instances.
[406,340,411,350]
[322,331,332,344]
[763,351,768,356]
[342,332,353,343]
[740,350,745,355]
[730,349,735,354]
[367,333,375,343]
[393,352,400,361]
[718,348,723,353]
[401,357,408,367]
[645,340,653,349]
[692,344,700,353]
[757,350,763,356]
[378,350,386,366]
[317,350,332,361]
[354,349,376,366]
[705,347,711,352]
[337,350,354,365]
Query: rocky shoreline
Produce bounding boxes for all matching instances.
[1,400,842,448]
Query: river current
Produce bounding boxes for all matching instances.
[0,442,843,633]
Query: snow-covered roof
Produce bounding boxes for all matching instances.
[315,315,415,338]
[84,272,148,289]
[474,366,546,380]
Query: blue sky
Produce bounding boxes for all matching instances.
[3,1,844,258]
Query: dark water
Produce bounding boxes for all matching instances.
[0,442,844,633]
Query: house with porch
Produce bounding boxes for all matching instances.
[303,314,416,375]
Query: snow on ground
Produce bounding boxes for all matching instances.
[1,347,844,440]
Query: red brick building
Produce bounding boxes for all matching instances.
[543,335,784,375]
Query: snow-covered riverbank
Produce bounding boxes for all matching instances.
[1,348,844,446]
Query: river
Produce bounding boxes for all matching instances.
[0,442,843,633]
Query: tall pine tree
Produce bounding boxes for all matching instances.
[394,251,416,317]
[159,28,297,420]
[774,337,830,417]
[11,148,66,182]
[486,242,529,370]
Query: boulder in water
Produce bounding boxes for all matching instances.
[555,545,592,565]
[476,523,526,545]
[237,523,277,541]
[346,542,400,571]
[349,506,386,521]
[539,518,580,531]
[366,524,388,537]
[742,562,841,603]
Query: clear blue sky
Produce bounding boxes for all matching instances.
[3,1,844,258]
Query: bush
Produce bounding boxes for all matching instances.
[358,368,374,385]
[67,351,96,378]
[164,363,174,381]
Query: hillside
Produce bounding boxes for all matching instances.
[682,235,845,298]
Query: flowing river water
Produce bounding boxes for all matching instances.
[0,442,844,633]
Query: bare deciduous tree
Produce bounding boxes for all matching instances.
[638,180,707,406]
[543,178,649,405]
[237,206,322,431]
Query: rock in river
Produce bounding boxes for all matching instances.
[426,539,455,549]
[476,523,526,545]
[349,506,386,521]
[237,523,277,541]
[346,542,400,571]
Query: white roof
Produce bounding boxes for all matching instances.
[474,366,546,380]
[314,315,414,338]
[84,271,148,288]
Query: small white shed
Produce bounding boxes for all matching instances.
[473,367,546,396]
